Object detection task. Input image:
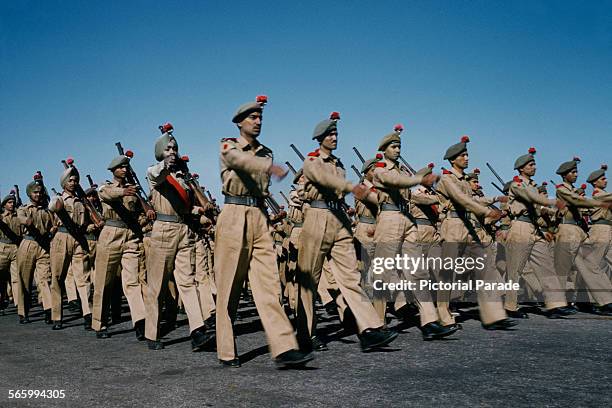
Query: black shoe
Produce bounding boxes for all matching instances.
[559,305,578,315]
[134,319,145,341]
[592,303,612,316]
[147,339,164,350]
[311,335,329,351]
[219,358,241,368]
[204,315,216,329]
[44,309,52,324]
[191,326,215,352]
[274,350,314,369]
[19,315,30,324]
[482,318,518,330]
[420,322,459,341]
[505,309,528,319]
[96,328,110,339]
[545,306,575,319]
[83,314,92,331]
[324,301,339,316]
[359,328,399,351]
[67,300,80,312]
[52,321,63,330]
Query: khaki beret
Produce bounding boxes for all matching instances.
[444,136,470,160]
[312,119,337,140]
[587,164,607,184]
[556,157,580,175]
[1,193,16,207]
[60,166,80,188]
[26,180,42,197]
[466,168,481,181]
[514,147,537,170]
[108,155,131,171]
[415,162,435,177]
[293,168,303,184]
[537,182,548,194]
[361,158,378,174]
[232,101,263,124]
[154,133,177,162]
[377,131,401,152]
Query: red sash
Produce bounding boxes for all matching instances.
[166,175,191,210]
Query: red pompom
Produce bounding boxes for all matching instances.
[159,123,174,133]
[375,162,386,168]
[428,162,435,168]
[125,150,134,158]
[375,153,383,160]
[474,168,480,174]
[256,95,268,104]
[192,173,199,178]
[461,135,470,143]
[542,181,548,186]
[329,111,340,120]
[181,155,189,162]
[573,156,581,163]
[394,124,404,132]
[528,147,536,154]
[580,183,587,190]
[33,173,42,180]
[602,164,608,171]
[556,184,563,188]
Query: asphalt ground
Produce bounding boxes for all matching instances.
[0,299,610,408]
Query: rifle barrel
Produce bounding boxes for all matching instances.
[290,144,305,161]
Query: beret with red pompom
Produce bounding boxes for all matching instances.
[26,173,45,197]
[514,147,537,170]
[586,163,607,184]
[444,135,470,160]
[377,125,402,151]
[312,119,337,141]
[361,158,379,174]
[330,111,340,121]
[466,168,481,181]
[107,154,131,171]
[416,162,434,177]
[556,157,580,175]
[159,123,174,134]
[394,124,404,132]
[1,191,17,207]
[232,96,266,124]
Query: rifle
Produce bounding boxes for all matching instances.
[352,147,366,164]
[114,143,155,215]
[279,191,291,206]
[285,161,298,175]
[491,182,505,195]
[398,155,417,175]
[351,165,362,180]
[177,155,213,212]
[290,144,305,161]
[86,175,96,189]
[13,185,22,207]
[62,158,105,228]
[486,162,506,185]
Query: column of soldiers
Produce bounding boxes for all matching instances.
[1,96,611,370]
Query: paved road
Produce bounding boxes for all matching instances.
[0,301,610,407]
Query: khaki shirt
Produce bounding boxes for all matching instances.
[17,203,55,236]
[99,179,147,227]
[220,136,273,197]
[555,181,601,223]
[354,179,378,220]
[147,162,201,217]
[56,191,88,228]
[410,186,439,222]
[302,149,352,202]
[591,189,611,222]
[371,158,422,206]
[508,176,553,218]
[0,210,22,242]
[287,189,305,224]
[436,167,489,217]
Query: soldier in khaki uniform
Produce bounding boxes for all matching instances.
[502,148,572,318]
[17,176,55,324]
[353,158,378,294]
[554,158,612,315]
[0,193,22,313]
[92,154,148,339]
[285,175,306,312]
[296,117,398,352]
[195,225,216,325]
[370,128,456,340]
[436,136,514,330]
[144,123,214,351]
[215,97,312,368]
[587,165,611,282]
[48,164,94,330]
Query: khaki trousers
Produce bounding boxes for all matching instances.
[296,207,382,347]
[590,224,611,281]
[0,242,18,306]
[17,239,52,317]
[214,204,297,361]
[92,226,146,331]
[65,265,78,302]
[438,218,507,326]
[555,224,612,306]
[145,221,203,340]
[50,232,91,321]
[504,221,566,311]
[195,238,216,321]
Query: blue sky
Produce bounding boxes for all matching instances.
[1,1,611,202]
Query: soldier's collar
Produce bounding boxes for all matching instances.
[318,149,335,161]
[449,167,464,179]
[237,135,261,152]
[519,175,534,185]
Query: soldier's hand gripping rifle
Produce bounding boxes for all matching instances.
[61,158,105,229]
[114,143,156,219]
[176,155,215,215]
[191,173,220,218]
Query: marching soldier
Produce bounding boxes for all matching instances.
[0,193,22,313]
[436,136,514,330]
[370,127,456,339]
[17,174,55,324]
[195,224,216,327]
[91,154,148,339]
[587,165,611,281]
[295,116,398,352]
[353,158,378,294]
[48,162,94,330]
[502,148,571,318]
[144,123,215,351]
[554,158,612,315]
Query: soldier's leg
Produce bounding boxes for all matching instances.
[92,237,122,332]
[71,245,91,317]
[528,240,566,309]
[195,239,215,321]
[503,238,532,312]
[120,239,146,326]
[17,243,37,317]
[574,238,612,306]
[9,246,19,306]
[64,264,78,303]
[50,235,72,322]
[173,229,204,333]
[402,240,438,326]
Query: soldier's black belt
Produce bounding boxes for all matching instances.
[156,213,185,224]
[23,235,37,241]
[224,195,263,207]
[105,219,129,229]
[381,203,409,213]
[290,221,303,228]
[448,210,472,218]
[85,234,97,241]
[57,226,70,234]
[499,225,510,230]
[310,200,343,211]
[274,240,284,245]
[515,215,534,223]
[592,219,612,226]
[358,216,376,224]
[0,237,15,244]
[415,218,434,226]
